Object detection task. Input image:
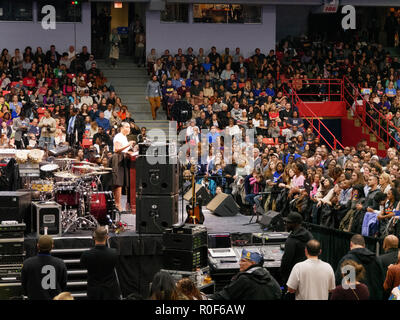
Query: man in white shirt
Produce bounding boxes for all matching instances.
[81,90,93,106]
[287,239,336,300]
[68,45,76,62]
[112,122,134,211]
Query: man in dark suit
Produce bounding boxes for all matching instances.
[80,227,121,300]
[378,235,399,275]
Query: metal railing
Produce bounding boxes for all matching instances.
[283,86,344,150]
[342,76,400,150]
[282,78,343,102]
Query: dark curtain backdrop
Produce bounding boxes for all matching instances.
[304,223,383,270]
[109,232,164,299]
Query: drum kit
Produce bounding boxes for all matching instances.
[30,158,116,234]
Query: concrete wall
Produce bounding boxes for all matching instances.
[145,5,276,57]
[276,5,313,41]
[0,2,91,54]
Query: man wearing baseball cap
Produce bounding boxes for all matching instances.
[280,212,313,286]
[210,248,281,300]
[21,235,67,300]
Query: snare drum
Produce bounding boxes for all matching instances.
[55,182,81,207]
[88,192,115,224]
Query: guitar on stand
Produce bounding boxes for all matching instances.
[185,164,205,224]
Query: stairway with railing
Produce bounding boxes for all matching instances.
[282,84,344,150]
[282,76,398,155]
[342,76,400,151]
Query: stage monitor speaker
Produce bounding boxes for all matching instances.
[34,202,62,237]
[259,211,285,231]
[136,194,179,234]
[0,191,31,225]
[206,193,239,217]
[136,156,179,195]
[183,184,212,206]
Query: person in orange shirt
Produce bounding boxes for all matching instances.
[117,105,127,121]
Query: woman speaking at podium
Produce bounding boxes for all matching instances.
[112,122,134,212]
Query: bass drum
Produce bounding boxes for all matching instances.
[87,192,115,225]
[55,182,80,208]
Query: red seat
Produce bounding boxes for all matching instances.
[263,138,278,145]
[82,138,92,148]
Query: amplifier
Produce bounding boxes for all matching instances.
[0,239,24,256]
[163,246,208,272]
[0,223,26,239]
[163,228,207,251]
[0,254,24,267]
[252,232,289,244]
[170,224,207,235]
[0,192,31,225]
[0,266,22,279]
[34,202,62,237]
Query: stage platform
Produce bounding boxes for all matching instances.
[21,208,267,298]
[119,209,264,234]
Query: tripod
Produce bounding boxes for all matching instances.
[242,192,270,226]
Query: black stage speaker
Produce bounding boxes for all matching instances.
[259,211,285,231]
[136,194,179,234]
[33,202,62,237]
[0,191,31,224]
[136,156,179,195]
[206,193,239,217]
[183,184,212,206]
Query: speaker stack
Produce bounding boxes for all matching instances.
[136,155,179,234]
[162,225,208,271]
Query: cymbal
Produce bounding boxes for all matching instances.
[56,158,75,161]
[86,171,110,176]
[54,172,78,179]
[74,161,96,166]
[94,167,112,171]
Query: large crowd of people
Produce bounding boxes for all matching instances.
[5,32,400,301]
[143,38,400,242]
[0,44,144,165]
